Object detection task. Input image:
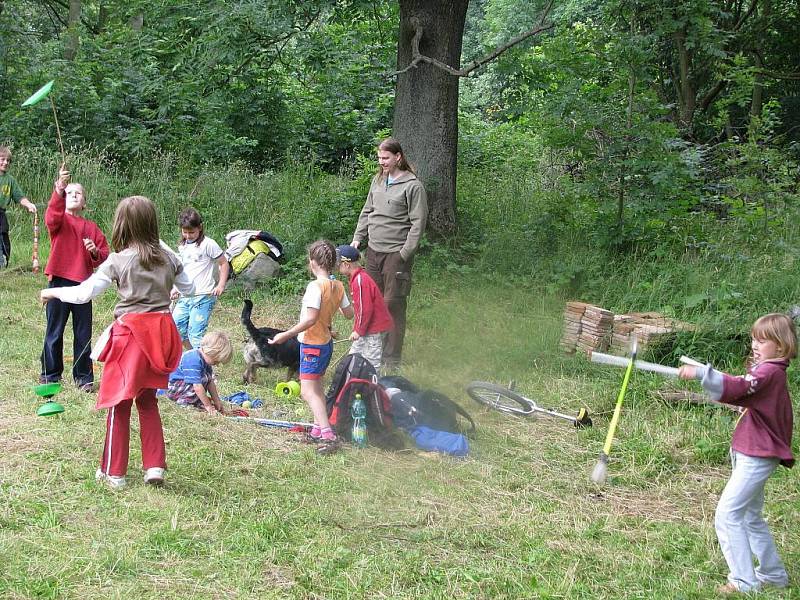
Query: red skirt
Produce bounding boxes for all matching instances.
[95,313,182,409]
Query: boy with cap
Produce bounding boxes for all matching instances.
[337,245,394,371]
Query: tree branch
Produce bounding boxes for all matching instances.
[733,0,758,31]
[754,68,800,81]
[203,9,321,95]
[699,79,727,112]
[390,0,555,78]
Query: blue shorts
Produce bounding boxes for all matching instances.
[172,295,217,348]
[299,341,333,380]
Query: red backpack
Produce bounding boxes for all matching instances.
[325,354,403,450]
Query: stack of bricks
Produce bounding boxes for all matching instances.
[560,302,613,354]
[609,312,692,355]
[577,305,614,353]
[559,302,588,353]
[561,304,693,355]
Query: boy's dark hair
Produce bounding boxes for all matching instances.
[178,207,205,244]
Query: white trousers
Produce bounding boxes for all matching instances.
[349,332,385,372]
[715,450,788,591]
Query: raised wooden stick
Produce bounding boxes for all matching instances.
[32,212,40,274]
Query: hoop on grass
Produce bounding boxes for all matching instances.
[466,380,593,428]
[466,381,535,415]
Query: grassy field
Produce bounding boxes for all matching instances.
[1,261,798,600]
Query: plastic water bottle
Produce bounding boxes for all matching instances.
[351,393,368,448]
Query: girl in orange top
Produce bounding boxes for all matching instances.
[270,240,353,442]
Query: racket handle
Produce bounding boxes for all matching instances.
[679,355,703,367]
[589,351,629,369]
[589,351,679,378]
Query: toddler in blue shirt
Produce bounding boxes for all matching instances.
[167,331,232,415]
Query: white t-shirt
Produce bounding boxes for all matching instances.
[177,236,223,296]
[298,279,351,343]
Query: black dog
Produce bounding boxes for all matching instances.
[241,299,300,384]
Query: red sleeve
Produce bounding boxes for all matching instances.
[91,224,110,267]
[720,365,777,407]
[45,187,65,234]
[353,273,374,337]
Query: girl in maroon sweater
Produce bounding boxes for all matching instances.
[679,313,795,594]
[40,165,109,390]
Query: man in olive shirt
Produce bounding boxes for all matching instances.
[352,138,428,371]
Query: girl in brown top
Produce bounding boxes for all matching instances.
[41,196,194,490]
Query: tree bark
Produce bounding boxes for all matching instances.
[0,0,5,83]
[393,1,469,236]
[673,28,695,134]
[64,0,81,61]
[97,2,109,33]
[750,52,764,121]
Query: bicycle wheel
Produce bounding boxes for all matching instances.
[466,381,535,416]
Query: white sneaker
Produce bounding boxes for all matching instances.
[143,467,165,485]
[95,468,127,489]
[106,475,127,489]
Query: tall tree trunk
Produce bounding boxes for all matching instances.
[0,0,5,84]
[750,52,764,121]
[673,28,695,134]
[393,0,469,236]
[97,2,109,33]
[64,0,81,61]
[750,0,769,125]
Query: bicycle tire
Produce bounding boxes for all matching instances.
[466,381,535,416]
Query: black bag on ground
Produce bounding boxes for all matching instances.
[325,354,404,450]
[379,375,476,435]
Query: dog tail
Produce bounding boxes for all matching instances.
[241,299,261,340]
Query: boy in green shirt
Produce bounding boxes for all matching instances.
[0,146,38,268]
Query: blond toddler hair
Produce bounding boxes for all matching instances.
[201,331,233,364]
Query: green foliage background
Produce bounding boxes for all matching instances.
[1,0,799,362]
[2,3,800,597]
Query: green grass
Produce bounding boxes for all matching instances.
[1,267,798,599]
[1,148,798,598]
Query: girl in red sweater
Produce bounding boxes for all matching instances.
[40,165,109,390]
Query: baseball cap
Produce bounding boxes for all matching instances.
[337,245,360,262]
